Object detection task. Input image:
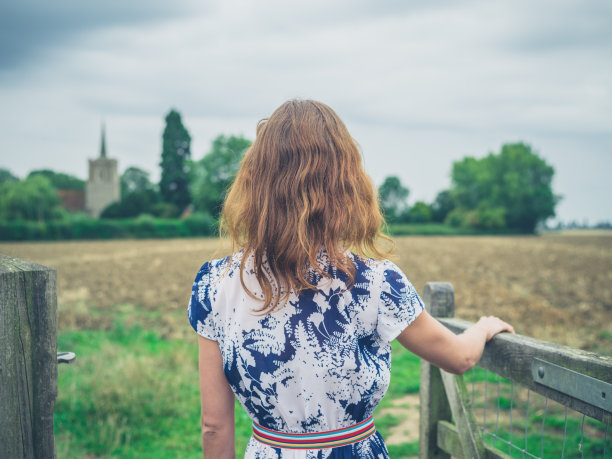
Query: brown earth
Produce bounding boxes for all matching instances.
[1,234,610,353]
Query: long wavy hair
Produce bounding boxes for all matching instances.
[221,99,392,312]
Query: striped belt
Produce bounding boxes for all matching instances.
[252,416,376,449]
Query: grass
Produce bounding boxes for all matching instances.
[462,371,612,459]
[55,314,610,458]
[386,441,420,457]
[55,317,424,457]
[55,321,202,458]
[484,424,609,458]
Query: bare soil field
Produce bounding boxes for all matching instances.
[1,234,610,353]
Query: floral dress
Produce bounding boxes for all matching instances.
[187,250,424,458]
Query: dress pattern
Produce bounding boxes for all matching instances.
[188,250,424,458]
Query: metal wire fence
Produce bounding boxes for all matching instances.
[466,367,611,458]
[419,282,612,459]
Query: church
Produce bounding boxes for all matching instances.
[85,125,120,218]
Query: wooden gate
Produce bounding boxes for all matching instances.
[419,282,612,459]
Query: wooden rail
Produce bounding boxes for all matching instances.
[419,282,612,459]
[0,255,57,459]
[441,317,612,424]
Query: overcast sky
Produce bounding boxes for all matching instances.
[1,0,610,223]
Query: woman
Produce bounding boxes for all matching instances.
[188,99,514,458]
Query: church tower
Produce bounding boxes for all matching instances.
[86,124,120,218]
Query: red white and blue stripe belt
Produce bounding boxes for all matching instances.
[252,416,376,449]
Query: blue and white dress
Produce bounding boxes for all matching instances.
[187,250,424,458]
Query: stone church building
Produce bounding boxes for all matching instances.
[85,125,120,218]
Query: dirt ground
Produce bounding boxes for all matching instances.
[1,233,610,353]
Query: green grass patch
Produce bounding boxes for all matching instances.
[55,322,203,458]
[464,366,508,383]
[484,425,611,458]
[55,320,425,457]
[497,396,512,410]
[386,441,419,457]
[55,316,610,458]
[374,413,403,437]
[387,341,421,396]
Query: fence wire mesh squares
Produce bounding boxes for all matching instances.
[466,367,611,458]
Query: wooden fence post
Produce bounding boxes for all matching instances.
[0,255,57,459]
[419,282,454,459]
[439,369,486,459]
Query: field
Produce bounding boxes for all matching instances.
[2,233,610,351]
[1,234,611,457]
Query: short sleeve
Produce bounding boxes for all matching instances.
[187,262,219,341]
[376,261,424,343]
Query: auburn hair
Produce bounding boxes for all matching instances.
[220,99,392,313]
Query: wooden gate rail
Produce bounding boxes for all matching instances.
[419,282,612,459]
[440,317,612,424]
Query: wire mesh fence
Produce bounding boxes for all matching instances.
[420,283,612,459]
[465,367,611,458]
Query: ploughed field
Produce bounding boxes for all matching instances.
[1,233,610,353]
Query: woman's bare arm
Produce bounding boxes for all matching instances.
[198,335,236,458]
[396,310,515,374]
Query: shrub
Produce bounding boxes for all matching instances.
[0,214,220,241]
[183,213,216,236]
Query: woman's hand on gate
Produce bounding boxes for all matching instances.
[474,315,515,342]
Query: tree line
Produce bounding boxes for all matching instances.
[0,109,560,235]
[380,143,560,233]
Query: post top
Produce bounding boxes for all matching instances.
[0,254,55,275]
[423,282,455,318]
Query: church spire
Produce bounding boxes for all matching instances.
[100,123,107,158]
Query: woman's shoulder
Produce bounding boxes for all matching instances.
[194,250,244,282]
[348,252,404,276]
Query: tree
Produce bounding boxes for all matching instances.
[378,176,409,223]
[100,190,159,218]
[0,168,18,184]
[431,190,454,223]
[159,110,191,215]
[449,143,560,233]
[408,201,433,223]
[121,167,155,196]
[101,167,159,219]
[0,175,63,222]
[190,134,252,218]
[28,169,85,190]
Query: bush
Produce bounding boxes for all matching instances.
[444,206,506,230]
[183,212,216,237]
[444,209,464,228]
[100,190,160,219]
[150,202,179,219]
[388,223,478,236]
[46,220,76,240]
[407,201,433,223]
[0,214,220,241]
[0,220,47,240]
[127,215,190,238]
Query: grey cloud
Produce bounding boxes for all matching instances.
[503,2,612,53]
[0,0,203,71]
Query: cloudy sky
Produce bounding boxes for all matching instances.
[1,0,610,223]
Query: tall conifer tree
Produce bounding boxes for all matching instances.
[159,110,191,213]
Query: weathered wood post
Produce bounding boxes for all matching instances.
[419,282,454,459]
[0,255,57,459]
